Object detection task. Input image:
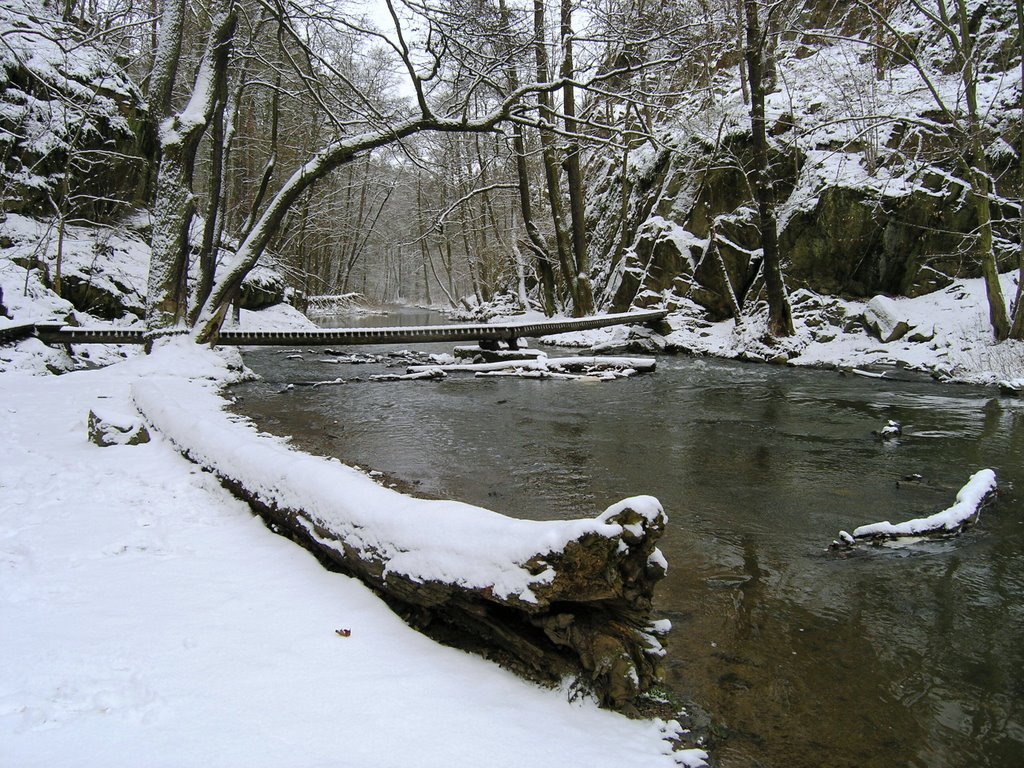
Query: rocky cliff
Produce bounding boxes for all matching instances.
[588,0,1022,319]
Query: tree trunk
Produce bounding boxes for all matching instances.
[513,122,557,315]
[534,0,579,311]
[499,0,556,315]
[147,0,184,124]
[1008,0,1024,338]
[744,0,794,337]
[560,0,595,316]
[954,0,1010,340]
[417,175,434,306]
[188,76,230,326]
[146,1,237,333]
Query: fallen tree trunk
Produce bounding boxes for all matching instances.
[132,378,671,711]
[830,469,997,550]
[407,356,657,376]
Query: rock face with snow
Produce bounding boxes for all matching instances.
[586,0,1022,318]
[0,0,149,217]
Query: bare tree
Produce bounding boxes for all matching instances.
[744,0,794,336]
[560,0,595,315]
[145,0,237,333]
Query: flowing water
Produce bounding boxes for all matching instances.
[232,307,1024,768]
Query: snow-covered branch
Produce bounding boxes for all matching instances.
[831,469,998,549]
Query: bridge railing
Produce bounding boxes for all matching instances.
[10,309,669,348]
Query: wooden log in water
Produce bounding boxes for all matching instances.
[406,356,656,376]
[830,469,997,550]
[132,379,670,712]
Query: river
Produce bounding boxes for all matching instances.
[231,307,1024,768]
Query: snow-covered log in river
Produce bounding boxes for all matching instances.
[131,379,671,711]
[406,356,657,380]
[831,469,998,549]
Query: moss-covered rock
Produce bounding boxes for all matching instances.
[781,176,1017,299]
[238,266,285,310]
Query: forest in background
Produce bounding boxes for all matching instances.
[1,0,1022,341]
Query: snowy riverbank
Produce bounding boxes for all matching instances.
[534,271,1024,392]
[0,338,705,767]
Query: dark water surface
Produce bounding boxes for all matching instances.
[232,307,1024,768]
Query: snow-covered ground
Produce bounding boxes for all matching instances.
[0,337,704,767]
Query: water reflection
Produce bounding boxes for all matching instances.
[231,308,1023,768]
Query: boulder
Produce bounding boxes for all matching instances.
[88,407,151,447]
[862,295,914,342]
[238,266,285,310]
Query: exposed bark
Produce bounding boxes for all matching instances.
[743,0,794,337]
[498,0,556,315]
[512,120,557,315]
[736,0,749,103]
[1009,0,1024,338]
[258,488,669,711]
[146,1,237,332]
[146,0,184,122]
[951,0,1009,340]
[188,59,235,326]
[416,176,433,307]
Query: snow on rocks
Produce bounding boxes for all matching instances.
[863,295,915,343]
[87,405,150,447]
[831,469,998,549]
[644,272,1024,387]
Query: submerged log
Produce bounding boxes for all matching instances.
[830,469,997,550]
[132,378,670,711]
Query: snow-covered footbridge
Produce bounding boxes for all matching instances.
[17,309,668,348]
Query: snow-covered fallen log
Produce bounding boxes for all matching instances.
[475,369,624,381]
[453,345,546,362]
[830,469,997,549]
[132,378,671,711]
[369,369,446,382]
[406,355,656,377]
